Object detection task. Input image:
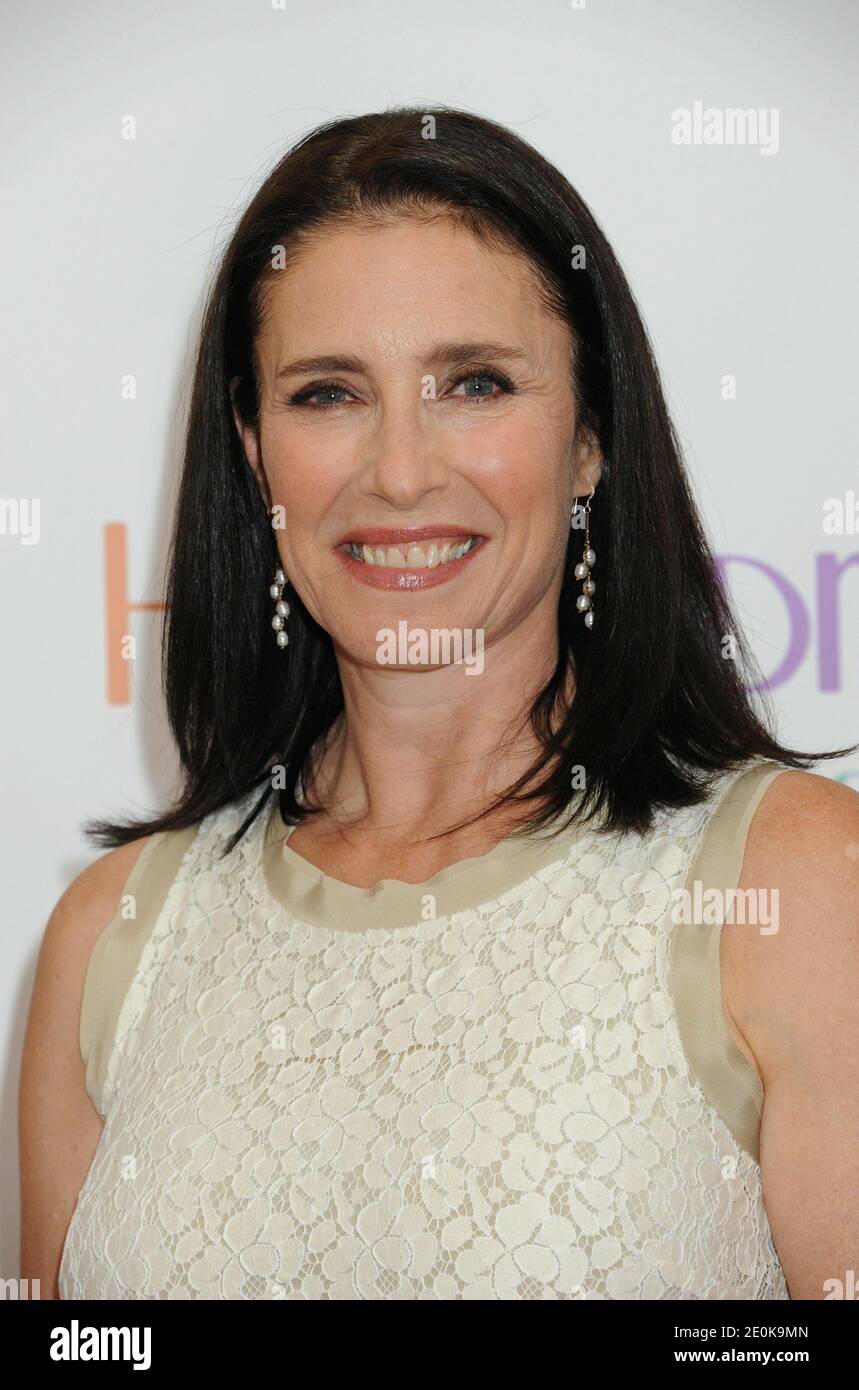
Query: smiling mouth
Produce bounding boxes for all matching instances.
[343,535,483,569]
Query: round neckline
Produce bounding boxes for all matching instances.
[261,795,592,932]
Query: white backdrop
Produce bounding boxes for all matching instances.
[2,0,857,1275]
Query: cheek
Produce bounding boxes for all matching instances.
[476,407,569,491]
[262,424,339,521]
[476,435,567,536]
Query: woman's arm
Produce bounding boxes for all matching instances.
[18,835,152,1297]
[721,770,859,1299]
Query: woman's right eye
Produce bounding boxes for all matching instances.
[289,381,353,408]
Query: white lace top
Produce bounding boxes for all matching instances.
[59,762,790,1299]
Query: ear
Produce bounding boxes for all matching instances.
[572,426,603,498]
[229,376,271,512]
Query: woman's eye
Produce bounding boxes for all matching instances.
[290,382,352,408]
[449,371,513,403]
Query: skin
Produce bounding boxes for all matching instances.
[19,215,859,1298]
[19,836,152,1298]
[720,772,859,1297]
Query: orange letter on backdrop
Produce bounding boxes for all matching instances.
[104,523,166,705]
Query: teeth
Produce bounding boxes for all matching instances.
[347,537,480,568]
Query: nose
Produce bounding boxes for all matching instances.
[355,389,451,510]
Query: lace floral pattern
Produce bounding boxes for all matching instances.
[60,780,788,1300]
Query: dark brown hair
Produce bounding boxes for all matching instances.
[85,105,850,853]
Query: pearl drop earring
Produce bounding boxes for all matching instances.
[571,487,596,629]
[270,565,290,648]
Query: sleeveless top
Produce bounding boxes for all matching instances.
[58,760,791,1300]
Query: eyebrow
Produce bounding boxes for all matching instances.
[274,341,531,381]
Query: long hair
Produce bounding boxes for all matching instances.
[85,104,850,854]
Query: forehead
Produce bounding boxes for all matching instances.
[257,216,568,360]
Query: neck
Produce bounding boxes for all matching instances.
[306,606,571,844]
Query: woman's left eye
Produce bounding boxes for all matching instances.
[449,371,513,403]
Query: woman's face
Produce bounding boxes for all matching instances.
[236,215,601,669]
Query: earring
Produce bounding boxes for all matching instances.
[270,565,290,648]
[571,488,596,628]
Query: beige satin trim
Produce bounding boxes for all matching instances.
[669,761,789,1162]
[80,825,198,1117]
[262,796,592,931]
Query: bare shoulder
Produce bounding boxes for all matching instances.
[19,833,157,1296]
[27,833,159,1062]
[720,768,859,1296]
[721,769,859,1078]
[45,834,156,958]
[23,832,159,1107]
[30,835,159,1018]
[744,767,859,874]
[736,769,859,993]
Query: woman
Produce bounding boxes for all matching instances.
[20,106,858,1300]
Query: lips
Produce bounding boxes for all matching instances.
[333,530,487,590]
